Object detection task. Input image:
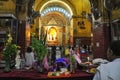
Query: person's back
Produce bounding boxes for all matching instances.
[106,60,120,80]
[94,59,120,80]
[93,40,120,80]
[25,47,35,69]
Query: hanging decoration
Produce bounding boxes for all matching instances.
[78,0,86,29]
[88,0,102,26]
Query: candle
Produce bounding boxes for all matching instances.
[87,57,90,61]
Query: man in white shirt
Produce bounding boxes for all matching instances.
[93,40,120,80]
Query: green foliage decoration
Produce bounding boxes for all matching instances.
[31,29,48,62]
[2,33,20,60]
[2,33,20,72]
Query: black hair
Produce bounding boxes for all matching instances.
[26,47,32,53]
[68,46,71,49]
[72,46,74,50]
[110,40,120,56]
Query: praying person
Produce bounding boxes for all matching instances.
[51,45,56,64]
[25,47,35,69]
[93,40,120,80]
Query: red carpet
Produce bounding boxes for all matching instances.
[0,69,94,80]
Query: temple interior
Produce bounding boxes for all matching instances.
[0,0,120,80]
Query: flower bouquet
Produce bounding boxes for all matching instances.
[2,33,20,72]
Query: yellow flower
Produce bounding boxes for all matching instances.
[8,34,11,37]
[6,33,13,44]
[90,68,96,73]
[2,33,20,61]
[17,45,21,49]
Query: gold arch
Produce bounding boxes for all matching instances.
[34,0,77,15]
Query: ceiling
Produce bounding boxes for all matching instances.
[0,0,119,21]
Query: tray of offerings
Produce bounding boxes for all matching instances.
[47,71,71,78]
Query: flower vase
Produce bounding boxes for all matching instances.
[4,60,11,72]
[37,65,43,73]
[70,54,75,73]
[37,62,44,73]
[70,63,75,73]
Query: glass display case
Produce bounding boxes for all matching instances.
[0,13,18,45]
[0,13,18,67]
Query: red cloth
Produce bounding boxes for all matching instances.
[81,53,88,57]
[0,69,94,80]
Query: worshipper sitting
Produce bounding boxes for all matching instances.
[93,40,120,80]
[42,53,51,71]
[33,53,52,71]
[25,47,35,70]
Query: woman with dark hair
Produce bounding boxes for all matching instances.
[51,45,56,64]
[25,47,35,69]
[93,40,120,80]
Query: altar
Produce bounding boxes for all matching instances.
[0,69,94,80]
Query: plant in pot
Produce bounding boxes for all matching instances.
[31,30,48,72]
[2,33,20,72]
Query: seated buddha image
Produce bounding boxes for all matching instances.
[48,27,57,41]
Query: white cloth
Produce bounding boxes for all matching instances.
[25,52,35,66]
[92,58,109,64]
[93,58,120,80]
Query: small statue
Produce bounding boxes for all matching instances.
[15,50,21,69]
